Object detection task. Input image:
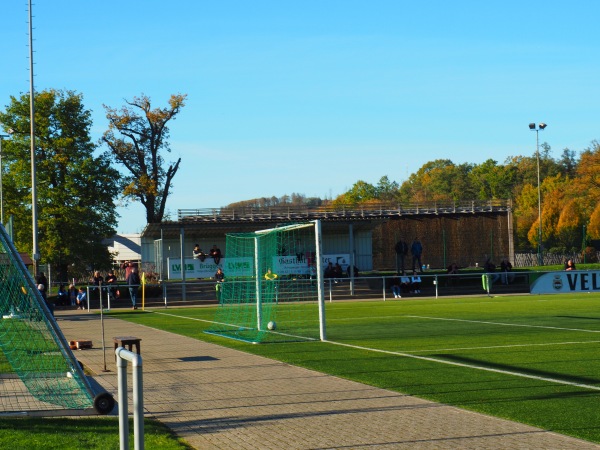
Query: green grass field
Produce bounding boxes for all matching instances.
[0,417,192,449]
[117,292,600,444]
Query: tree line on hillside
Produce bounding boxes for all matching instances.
[227,193,325,209]
[230,142,600,255]
[0,89,185,280]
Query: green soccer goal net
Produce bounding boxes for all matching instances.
[207,220,326,344]
[0,224,111,415]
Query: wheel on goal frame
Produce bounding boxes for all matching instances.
[93,391,116,415]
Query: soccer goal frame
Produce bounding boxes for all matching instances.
[207,219,326,343]
[0,224,115,416]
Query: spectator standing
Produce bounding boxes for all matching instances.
[411,238,423,273]
[500,259,513,284]
[395,239,408,275]
[37,284,46,301]
[564,259,576,271]
[126,267,141,310]
[38,284,54,317]
[214,267,225,300]
[485,258,500,284]
[121,261,133,280]
[68,284,78,307]
[36,272,49,297]
[264,268,278,302]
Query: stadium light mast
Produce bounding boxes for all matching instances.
[28,0,40,275]
[529,122,547,266]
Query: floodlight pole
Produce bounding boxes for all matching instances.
[29,0,40,275]
[529,122,547,266]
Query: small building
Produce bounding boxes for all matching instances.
[104,234,142,266]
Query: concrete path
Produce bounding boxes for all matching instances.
[55,310,600,450]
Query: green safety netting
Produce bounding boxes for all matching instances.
[0,225,97,413]
[207,223,323,343]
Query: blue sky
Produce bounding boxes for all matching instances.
[2,1,599,234]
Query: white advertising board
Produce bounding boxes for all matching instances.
[530,270,600,294]
[167,254,350,279]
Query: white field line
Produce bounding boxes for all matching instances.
[330,314,600,334]
[405,315,600,333]
[324,339,600,392]
[154,311,229,327]
[153,311,600,391]
[153,311,316,341]
[402,340,600,354]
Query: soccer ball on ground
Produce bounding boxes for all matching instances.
[267,321,276,330]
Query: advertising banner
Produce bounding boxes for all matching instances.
[167,258,252,279]
[530,270,600,294]
[167,254,350,279]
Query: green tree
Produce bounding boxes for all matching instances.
[102,94,187,224]
[469,159,516,200]
[333,180,378,205]
[399,159,474,202]
[558,148,578,178]
[375,176,400,202]
[0,89,121,280]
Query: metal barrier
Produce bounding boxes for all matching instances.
[81,272,532,309]
[116,347,144,450]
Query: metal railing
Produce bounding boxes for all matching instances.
[97,272,528,308]
[178,200,511,222]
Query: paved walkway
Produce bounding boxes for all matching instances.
[55,310,600,450]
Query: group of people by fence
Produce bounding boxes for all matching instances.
[41,260,143,311]
[390,273,422,298]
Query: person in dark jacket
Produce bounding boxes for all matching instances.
[411,238,423,273]
[395,239,408,275]
[36,272,48,297]
[126,267,141,310]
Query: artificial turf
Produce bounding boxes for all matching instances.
[117,292,600,443]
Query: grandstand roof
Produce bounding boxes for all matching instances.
[141,200,511,240]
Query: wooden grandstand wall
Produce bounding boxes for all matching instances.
[373,213,511,271]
